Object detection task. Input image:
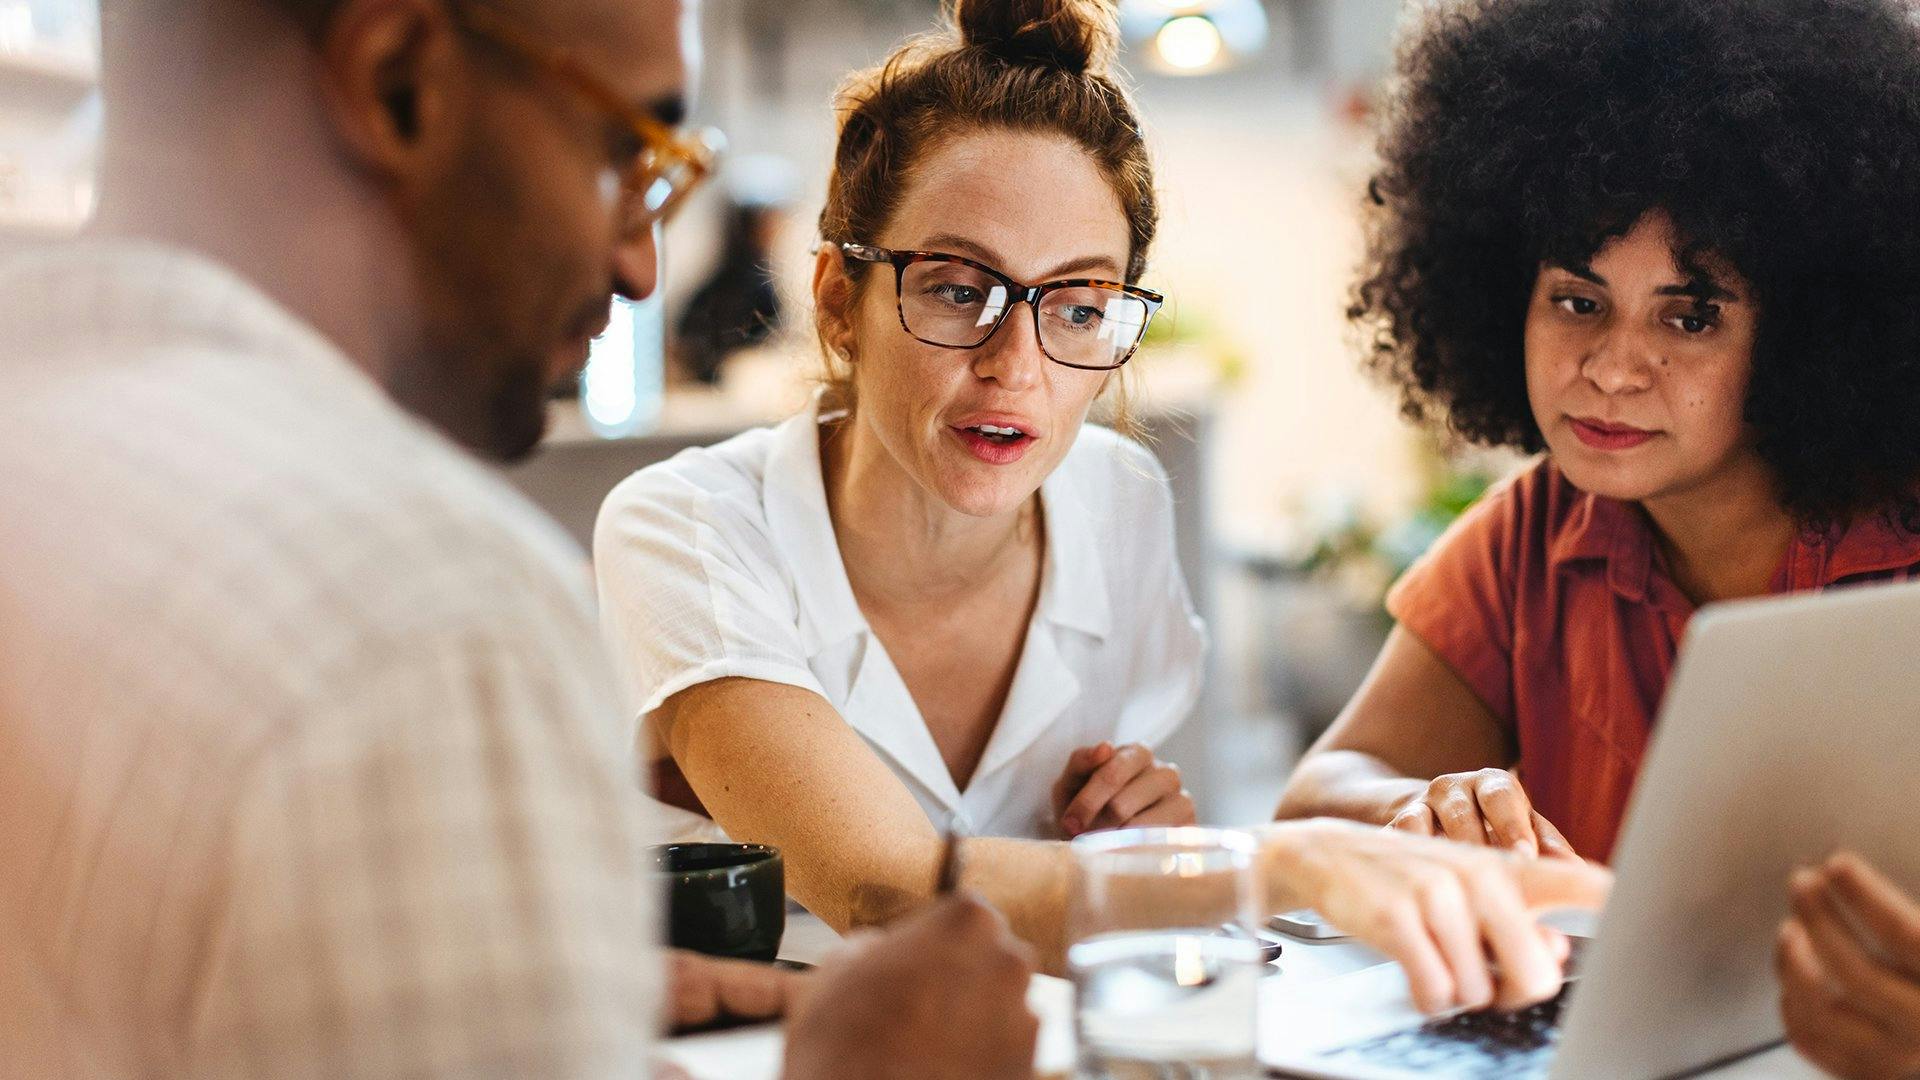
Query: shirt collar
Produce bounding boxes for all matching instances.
[1545,466,1920,600]
[760,396,1116,655]
[1036,451,1113,641]
[1547,484,1659,603]
[1780,509,1920,589]
[759,397,869,656]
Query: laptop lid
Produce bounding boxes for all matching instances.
[1552,579,1920,1077]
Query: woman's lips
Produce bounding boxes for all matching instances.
[1569,417,1658,451]
[950,425,1036,465]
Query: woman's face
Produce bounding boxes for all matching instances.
[1524,211,1764,507]
[835,127,1132,519]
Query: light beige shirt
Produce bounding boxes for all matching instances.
[0,242,660,1078]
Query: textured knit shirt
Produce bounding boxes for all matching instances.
[0,241,660,1079]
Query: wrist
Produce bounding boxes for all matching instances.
[1254,819,1370,911]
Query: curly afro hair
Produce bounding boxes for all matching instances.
[1352,0,1920,530]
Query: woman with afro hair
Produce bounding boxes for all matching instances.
[1278,0,1920,1067]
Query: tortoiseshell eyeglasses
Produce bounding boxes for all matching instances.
[836,243,1164,371]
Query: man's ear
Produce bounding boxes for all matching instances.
[812,245,858,361]
[312,0,463,182]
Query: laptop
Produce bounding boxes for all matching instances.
[1259,578,1920,1079]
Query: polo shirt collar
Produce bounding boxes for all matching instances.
[1780,509,1920,589]
[1545,465,1920,601]
[1548,485,1660,604]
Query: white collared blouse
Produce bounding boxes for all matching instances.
[593,399,1208,839]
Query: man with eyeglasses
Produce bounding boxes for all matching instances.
[0,0,1037,1077]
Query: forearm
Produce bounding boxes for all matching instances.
[957,837,1074,974]
[1274,749,1428,825]
[834,835,1073,974]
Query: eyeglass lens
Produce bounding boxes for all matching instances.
[899,260,1148,369]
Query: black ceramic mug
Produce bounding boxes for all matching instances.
[654,843,785,962]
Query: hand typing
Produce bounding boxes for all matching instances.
[1267,819,1611,1014]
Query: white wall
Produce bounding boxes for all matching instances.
[675,0,1428,546]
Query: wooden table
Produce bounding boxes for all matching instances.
[658,911,1830,1078]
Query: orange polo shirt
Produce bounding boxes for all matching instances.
[1386,460,1920,864]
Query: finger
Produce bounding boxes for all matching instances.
[1389,804,1438,837]
[1531,812,1582,862]
[1121,789,1198,828]
[1779,919,1894,1078]
[1538,924,1571,965]
[1369,901,1458,1015]
[1464,863,1562,1009]
[1062,746,1152,835]
[1430,785,1494,847]
[1823,851,1920,975]
[1092,767,1183,830]
[1792,870,1920,1033]
[1419,873,1495,1010]
[670,951,806,1031]
[1470,773,1540,855]
[1512,857,1613,912]
[1053,743,1113,814]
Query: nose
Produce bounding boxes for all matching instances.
[613,221,661,303]
[1580,331,1657,396]
[970,300,1047,392]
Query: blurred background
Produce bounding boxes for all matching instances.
[0,0,1519,824]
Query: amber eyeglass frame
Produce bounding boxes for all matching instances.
[451,2,724,233]
[836,243,1166,371]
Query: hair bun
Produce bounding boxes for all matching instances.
[951,0,1120,76]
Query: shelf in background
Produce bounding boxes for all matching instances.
[0,48,98,102]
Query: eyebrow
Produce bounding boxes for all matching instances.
[1551,262,1741,303]
[916,232,1124,281]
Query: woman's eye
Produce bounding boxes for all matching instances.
[1670,311,1719,335]
[1554,295,1600,316]
[929,284,984,306]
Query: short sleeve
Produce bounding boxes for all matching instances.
[592,465,827,724]
[1385,469,1530,725]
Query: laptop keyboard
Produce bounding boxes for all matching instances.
[1312,984,1570,1079]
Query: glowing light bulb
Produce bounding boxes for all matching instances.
[1154,14,1223,71]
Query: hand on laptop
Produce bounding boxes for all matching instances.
[1777,851,1920,1079]
[784,894,1038,1080]
[1265,820,1612,1015]
[1386,768,1580,859]
[1052,741,1196,837]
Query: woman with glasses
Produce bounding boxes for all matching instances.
[599,0,1199,871]
[594,0,1607,1011]
[1277,0,1920,872]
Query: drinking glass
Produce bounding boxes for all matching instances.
[1068,826,1264,1079]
